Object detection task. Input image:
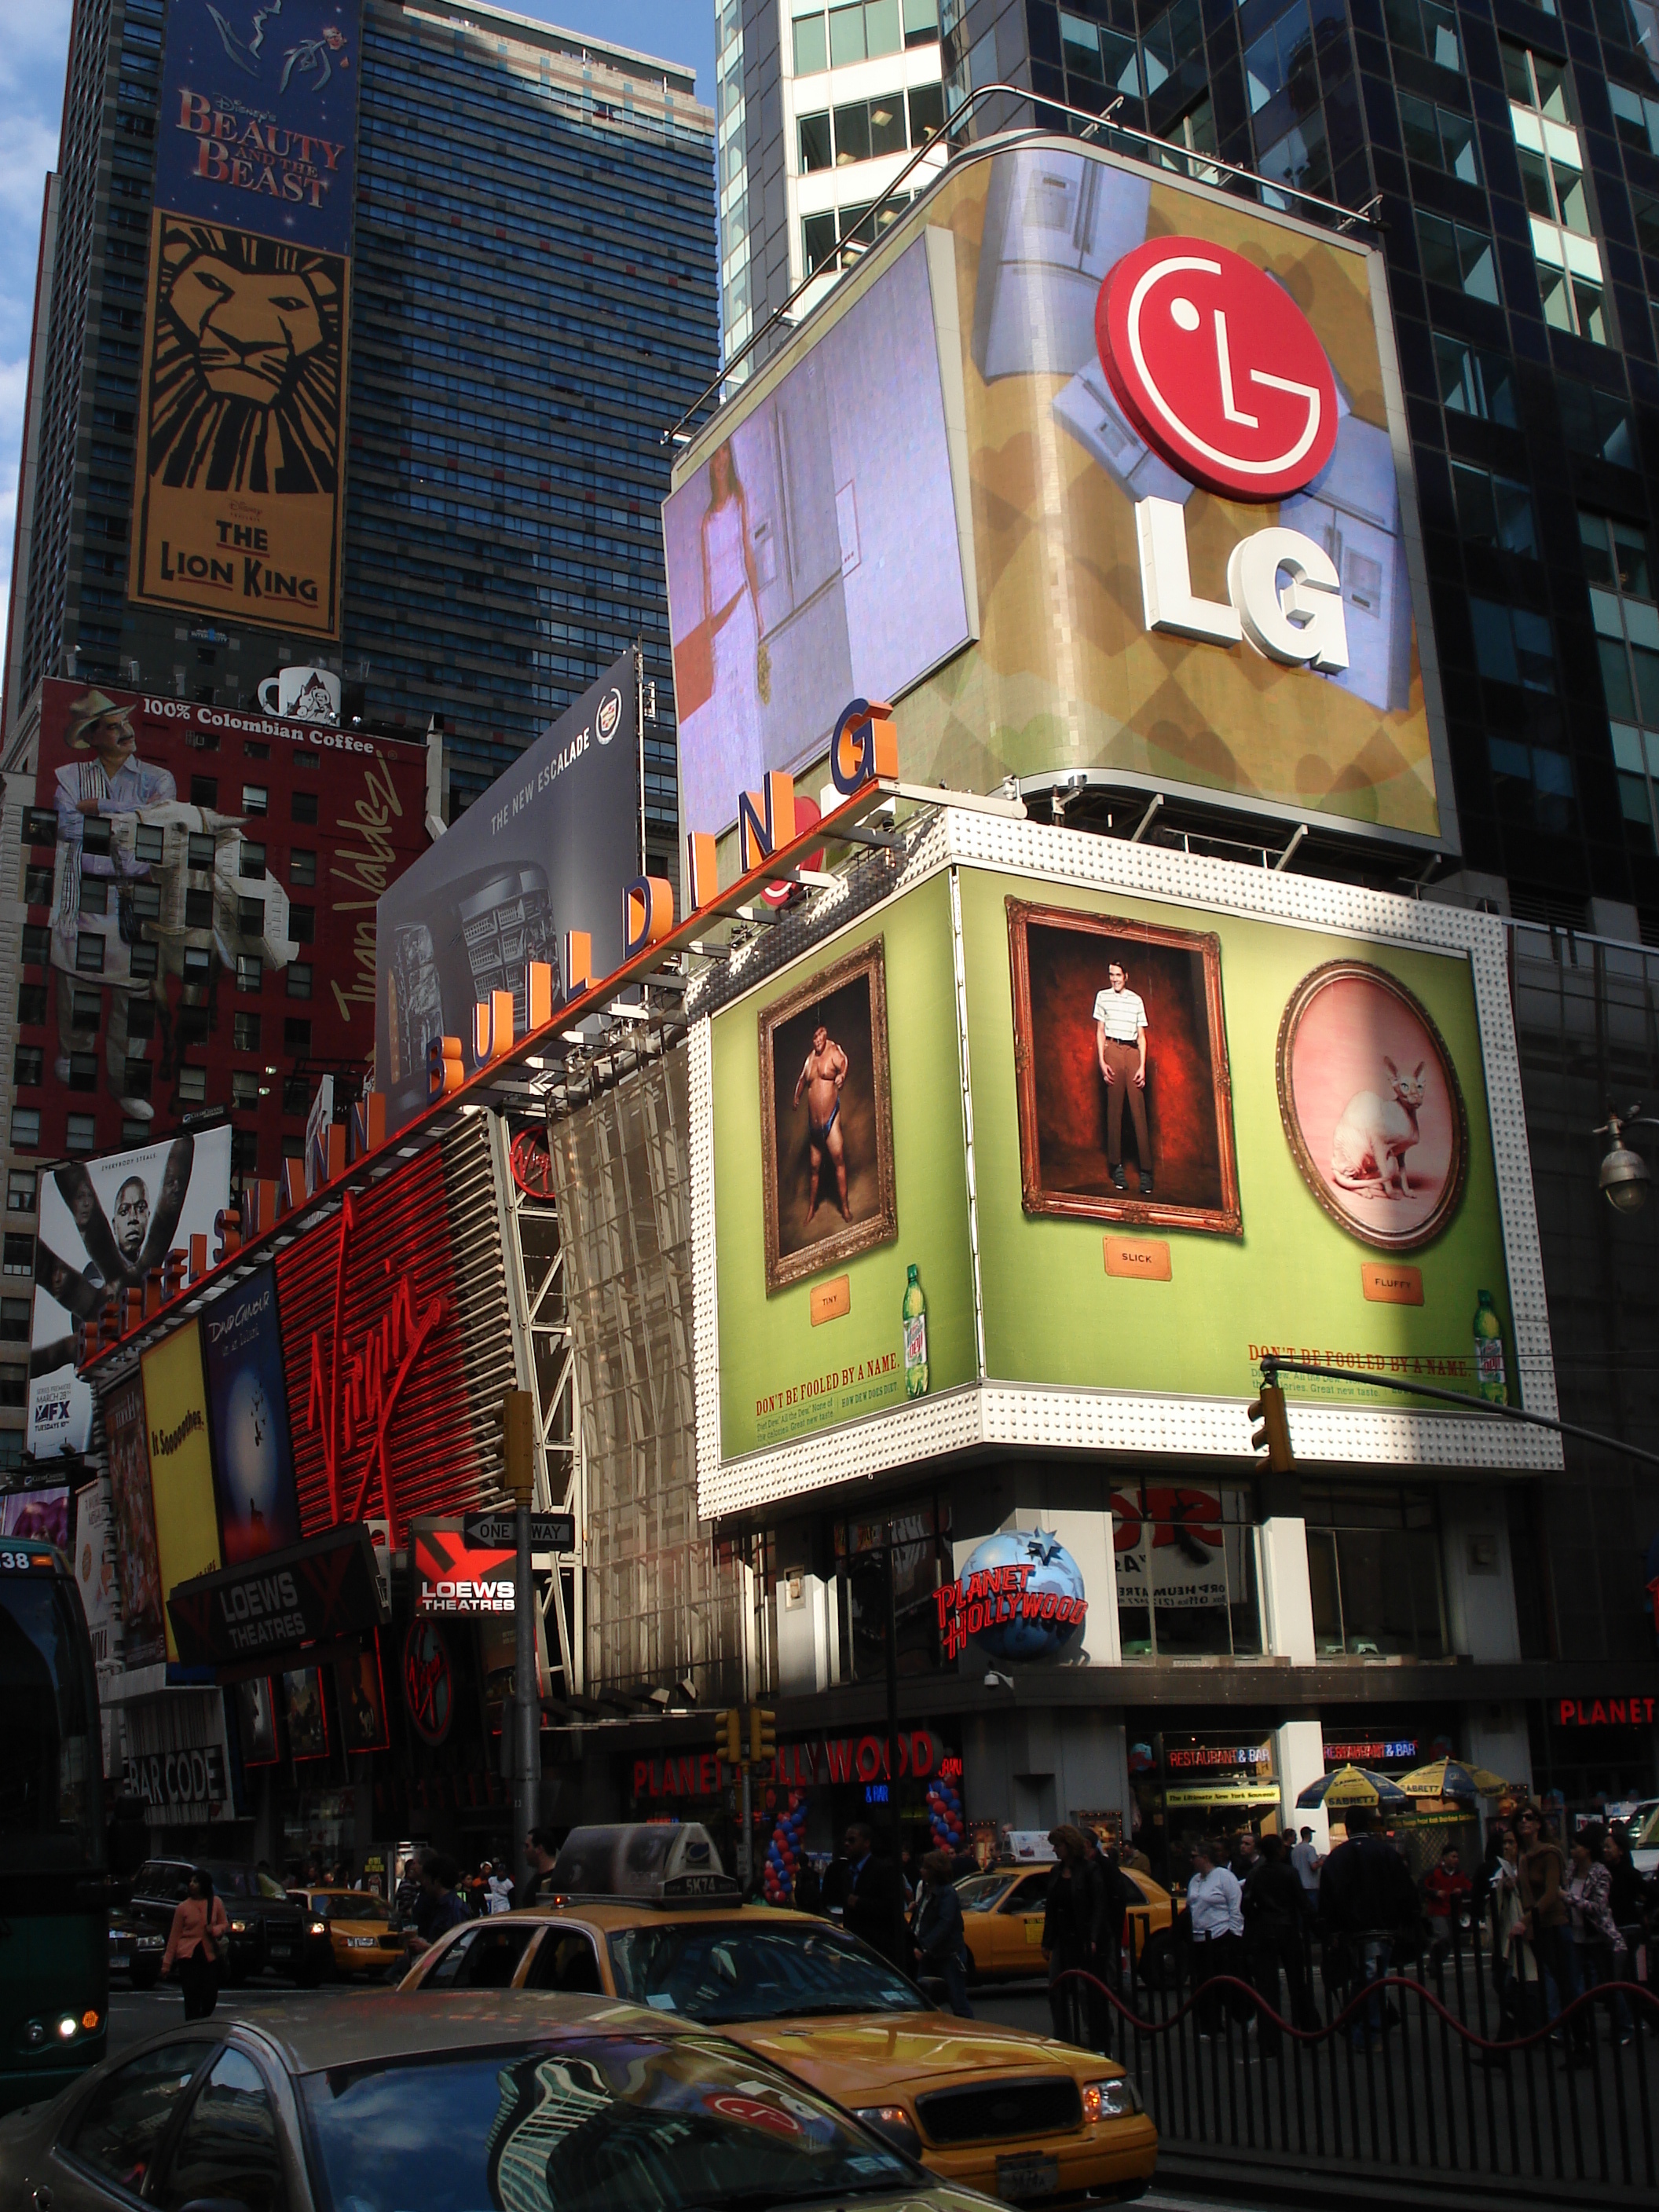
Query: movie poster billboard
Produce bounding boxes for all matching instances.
[668,137,1448,849]
[154,0,364,257]
[27,1126,233,1458]
[74,1480,121,1672]
[127,209,349,638]
[104,1374,167,1672]
[200,1264,302,1565]
[140,1317,225,1661]
[374,654,642,1133]
[1,1488,71,1547]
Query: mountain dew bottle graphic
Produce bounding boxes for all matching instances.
[903,1264,929,1398]
[1473,1290,1507,1405]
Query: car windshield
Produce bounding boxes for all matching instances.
[606,1919,927,2025]
[302,2032,915,2212]
[204,1865,287,1900]
[955,1873,1019,1912]
[319,1892,386,1921]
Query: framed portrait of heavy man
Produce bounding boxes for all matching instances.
[1007,899,1242,1236]
[758,937,897,1293]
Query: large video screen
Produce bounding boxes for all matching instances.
[669,140,1445,848]
[665,236,972,837]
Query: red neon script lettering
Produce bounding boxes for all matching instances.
[306,1188,449,1526]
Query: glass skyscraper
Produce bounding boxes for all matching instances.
[5,0,720,850]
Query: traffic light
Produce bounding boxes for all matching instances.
[720,1708,745,1767]
[500,1389,535,1503]
[749,1706,777,1768]
[1248,1379,1295,1474]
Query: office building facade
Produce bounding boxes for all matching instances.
[708,2,1659,1731]
[716,0,947,373]
[5,0,719,834]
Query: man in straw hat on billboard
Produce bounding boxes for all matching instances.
[49,689,175,1121]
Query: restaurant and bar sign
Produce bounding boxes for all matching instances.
[167,1522,387,1666]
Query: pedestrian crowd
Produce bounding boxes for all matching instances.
[1130,1801,1654,2060]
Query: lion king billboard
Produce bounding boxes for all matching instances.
[127,0,364,638]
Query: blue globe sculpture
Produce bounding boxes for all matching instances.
[961,1528,1088,1662]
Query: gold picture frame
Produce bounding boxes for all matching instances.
[1007,899,1242,1236]
[1276,959,1468,1252]
[758,937,897,1294]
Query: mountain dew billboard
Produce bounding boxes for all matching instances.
[694,825,1555,1514]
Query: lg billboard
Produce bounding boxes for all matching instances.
[666,137,1448,851]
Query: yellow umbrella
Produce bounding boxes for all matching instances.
[1297,1763,1409,1810]
[1397,1757,1513,1800]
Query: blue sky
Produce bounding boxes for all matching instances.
[0,1,718,658]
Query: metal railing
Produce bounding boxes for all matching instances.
[668,79,1379,449]
[1046,1914,1658,2203]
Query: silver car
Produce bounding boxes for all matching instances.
[0,1989,1004,2212]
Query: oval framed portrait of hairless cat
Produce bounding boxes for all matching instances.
[1276,961,1469,1252]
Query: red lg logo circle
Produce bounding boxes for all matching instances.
[1097,239,1337,502]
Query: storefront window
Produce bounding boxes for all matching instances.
[833,1498,951,1683]
[1111,1485,1261,1657]
[1303,1481,1447,1659]
[1128,1730,1279,1888]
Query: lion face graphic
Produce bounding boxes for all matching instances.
[170,257,328,405]
[145,221,343,496]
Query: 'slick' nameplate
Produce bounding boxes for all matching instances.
[1104,1237,1172,1282]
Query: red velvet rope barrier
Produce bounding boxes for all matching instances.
[1052,1963,1659,2054]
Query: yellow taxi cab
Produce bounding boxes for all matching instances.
[401,1823,1158,2207]
[957,1862,1174,1986]
[289,1887,405,1979]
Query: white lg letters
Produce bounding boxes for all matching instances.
[1136,496,1350,674]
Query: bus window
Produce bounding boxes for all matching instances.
[0,1573,101,1870]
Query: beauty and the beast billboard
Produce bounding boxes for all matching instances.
[128,0,364,637]
[691,816,1558,1518]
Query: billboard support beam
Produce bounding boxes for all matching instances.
[1260,1356,1659,1474]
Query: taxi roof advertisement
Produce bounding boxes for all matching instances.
[692,823,1557,1519]
[667,137,1450,851]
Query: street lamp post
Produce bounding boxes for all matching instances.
[1593,1105,1659,1212]
[500,1390,540,1904]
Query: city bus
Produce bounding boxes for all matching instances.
[0,1533,107,2110]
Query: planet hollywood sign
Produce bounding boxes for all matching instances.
[934,1529,1090,1664]
[634,1730,945,1801]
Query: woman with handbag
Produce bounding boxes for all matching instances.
[161,1866,230,2021]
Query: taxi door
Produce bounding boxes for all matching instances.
[992,1871,1052,1974]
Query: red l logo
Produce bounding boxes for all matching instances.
[1097,238,1338,502]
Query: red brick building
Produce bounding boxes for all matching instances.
[6,679,428,1176]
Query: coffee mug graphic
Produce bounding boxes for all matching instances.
[258,665,341,723]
